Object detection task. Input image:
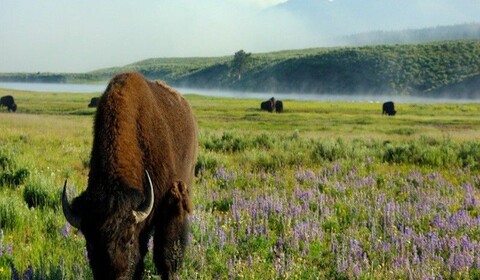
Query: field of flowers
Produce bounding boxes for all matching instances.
[1,89,480,279]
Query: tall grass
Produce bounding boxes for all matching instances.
[0,89,479,279]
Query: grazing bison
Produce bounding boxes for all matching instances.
[260,97,275,112]
[62,72,198,280]
[275,100,283,113]
[382,101,396,116]
[88,97,100,108]
[0,95,17,112]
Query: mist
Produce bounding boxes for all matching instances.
[1,0,478,73]
[0,0,314,73]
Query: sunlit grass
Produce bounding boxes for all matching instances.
[1,88,480,279]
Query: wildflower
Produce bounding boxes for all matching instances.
[59,223,71,238]
[247,255,253,267]
[148,236,154,251]
[6,243,12,255]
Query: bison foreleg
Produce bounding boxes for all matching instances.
[154,181,192,279]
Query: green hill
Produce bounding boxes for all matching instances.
[1,40,479,97]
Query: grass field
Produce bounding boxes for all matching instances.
[1,88,480,279]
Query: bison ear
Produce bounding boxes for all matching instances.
[168,181,192,214]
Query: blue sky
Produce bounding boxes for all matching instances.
[0,0,477,73]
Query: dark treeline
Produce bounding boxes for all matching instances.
[1,40,479,98]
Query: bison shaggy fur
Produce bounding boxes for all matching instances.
[0,95,17,112]
[62,72,198,280]
[260,97,275,112]
[382,101,397,116]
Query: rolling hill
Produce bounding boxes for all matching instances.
[1,25,479,98]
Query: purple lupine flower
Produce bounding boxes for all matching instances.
[247,255,253,267]
[448,250,474,271]
[6,243,12,255]
[349,239,363,259]
[352,263,362,278]
[227,258,235,280]
[430,214,445,229]
[294,169,316,183]
[380,241,391,254]
[59,223,71,238]
[426,172,441,181]
[218,228,226,249]
[148,236,154,251]
[214,166,237,182]
[463,182,477,208]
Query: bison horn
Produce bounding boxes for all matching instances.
[133,170,155,223]
[62,180,82,229]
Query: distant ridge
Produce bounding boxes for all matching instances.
[1,37,479,99]
[334,23,480,46]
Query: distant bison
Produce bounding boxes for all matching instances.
[261,97,284,113]
[88,97,100,108]
[62,73,198,280]
[275,100,283,113]
[0,95,17,112]
[382,101,396,116]
[261,97,275,112]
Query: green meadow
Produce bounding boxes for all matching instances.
[1,88,480,279]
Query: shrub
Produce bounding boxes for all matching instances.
[196,153,219,174]
[0,196,25,230]
[0,149,30,188]
[23,179,60,210]
[203,131,249,152]
[0,168,30,188]
[311,138,347,163]
[253,133,274,150]
[458,141,480,169]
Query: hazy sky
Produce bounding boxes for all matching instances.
[0,0,477,73]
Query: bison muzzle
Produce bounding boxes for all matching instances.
[62,72,198,280]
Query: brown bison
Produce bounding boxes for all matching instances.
[382,101,396,116]
[0,95,17,112]
[62,72,198,280]
[260,97,275,112]
[88,97,100,108]
[275,100,283,113]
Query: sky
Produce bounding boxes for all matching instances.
[0,0,477,73]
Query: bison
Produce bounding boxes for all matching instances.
[88,97,100,108]
[62,72,198,280]
[382,101,396,116]
[0,95,17,112]
[260,97,275,112]
[275,100,283,113]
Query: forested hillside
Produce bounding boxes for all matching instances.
[1,40,479,97]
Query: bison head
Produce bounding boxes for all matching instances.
[62,171,154,279]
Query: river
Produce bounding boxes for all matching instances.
[0,81,478,104]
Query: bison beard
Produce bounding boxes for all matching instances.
[62,73,198,280]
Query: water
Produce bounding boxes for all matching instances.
[0,82,106,94]
[0,82,478,104]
